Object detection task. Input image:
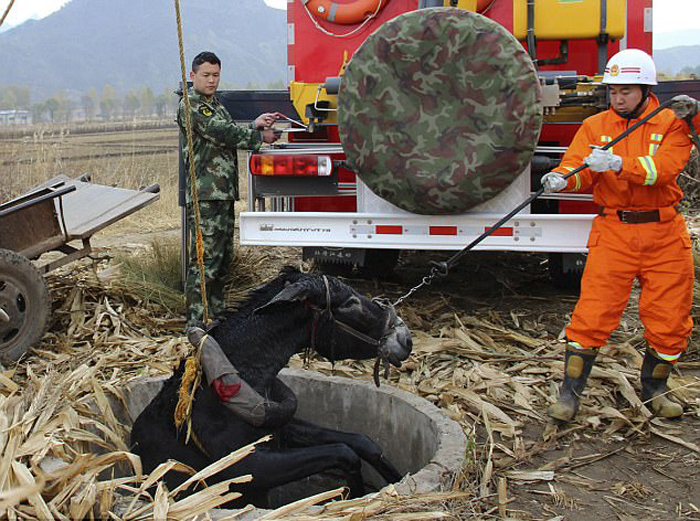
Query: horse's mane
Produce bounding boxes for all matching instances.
[214,266,308,328]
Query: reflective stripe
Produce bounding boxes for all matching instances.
[648,143,659,156]
[651,133,663,142]
[656,351,681,362]
[638,155,658,185]
[567,341,586,350]
[601,135,612,142]
[573,173,581,191]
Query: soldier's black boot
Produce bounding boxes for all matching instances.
[548,346,597,422]
[641,348,683,418]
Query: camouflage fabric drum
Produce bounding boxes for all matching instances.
[338,8,543,215]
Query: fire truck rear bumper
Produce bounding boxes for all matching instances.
[239,212,595,253]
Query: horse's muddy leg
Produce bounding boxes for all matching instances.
[281,418,403,484]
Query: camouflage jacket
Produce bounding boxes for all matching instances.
[178,88,262,203]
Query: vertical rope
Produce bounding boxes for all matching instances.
[174,0,209,326]
[0,0,17,28]
[173,0,205,441]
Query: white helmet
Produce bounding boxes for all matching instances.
[602,49,657,86]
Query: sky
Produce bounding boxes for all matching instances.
[1,0,699,46]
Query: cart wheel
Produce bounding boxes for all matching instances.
[0,249,50,364]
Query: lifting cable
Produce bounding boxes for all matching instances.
[393,98,677,307]
[173,0,208,444]
[0,0,16,28]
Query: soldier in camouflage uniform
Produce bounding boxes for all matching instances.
[179,51,279,326]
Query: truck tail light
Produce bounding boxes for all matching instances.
[249,155,333,177]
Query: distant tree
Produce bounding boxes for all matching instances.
[15,86,31,108]
[100,85,117,121]
[0,89,17,109]
[49,91,72,123]
[0,85,30,109]
[44,98,59,123]
[124,90,141,119]
[245,81,259,90]
[32,101,48,123]
[140,87,155,117]
[155,88,177,118]
[80,94,95,121]
[80,88,99,121]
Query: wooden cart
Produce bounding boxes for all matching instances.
[0,174,160,363]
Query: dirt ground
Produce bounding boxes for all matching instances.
[362,250,700,521]
[91,228,700,520]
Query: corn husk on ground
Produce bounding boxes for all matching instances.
[1,235,699,519]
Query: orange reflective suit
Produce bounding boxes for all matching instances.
[552,95,694,359]
[690,113,700,132]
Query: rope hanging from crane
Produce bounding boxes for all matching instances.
[172,0,209,444]
[0,0,17,28]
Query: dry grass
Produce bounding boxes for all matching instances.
[1,254,696,519]
[114,238,185,314]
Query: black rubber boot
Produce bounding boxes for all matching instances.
[548,346,597,422]
[641,349,683,418]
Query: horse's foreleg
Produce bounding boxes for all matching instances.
[241,444,365,498]
[281,419,403,484]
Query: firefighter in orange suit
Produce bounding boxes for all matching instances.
[540,49,694,422]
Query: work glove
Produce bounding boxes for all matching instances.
[584,147,622,173]
[669,94,699,119]
[541,172,567,193]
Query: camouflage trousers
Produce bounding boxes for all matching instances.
[185,201,235,326]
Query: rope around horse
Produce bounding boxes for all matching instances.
[173,0,210,441]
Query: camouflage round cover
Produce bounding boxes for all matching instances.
[338,8,543,215]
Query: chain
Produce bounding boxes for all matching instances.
[392,266,441,307]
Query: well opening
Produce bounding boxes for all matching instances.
[106,368,467,514]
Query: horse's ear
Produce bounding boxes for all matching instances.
[253,281,312,315]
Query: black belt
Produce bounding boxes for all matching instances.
[598,207,661,224]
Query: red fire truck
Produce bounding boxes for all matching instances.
[186,1,699,283]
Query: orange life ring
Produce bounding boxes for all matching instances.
[305,0,386,25]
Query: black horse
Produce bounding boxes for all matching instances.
[130,267,412,507]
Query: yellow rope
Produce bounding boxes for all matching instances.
[174,0,209,325]
[173,0,209,439]
[0,0,17,28]
[174,346,202,435]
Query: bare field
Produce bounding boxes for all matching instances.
[1,124,182,234]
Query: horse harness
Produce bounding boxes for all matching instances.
[308,276,398,386]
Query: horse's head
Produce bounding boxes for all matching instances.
[254,273,412,375]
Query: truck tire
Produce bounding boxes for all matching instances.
[0,249,50,364]
[548,252,585,293]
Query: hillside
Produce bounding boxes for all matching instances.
[0,0,287,101]
[654,44,700,75]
